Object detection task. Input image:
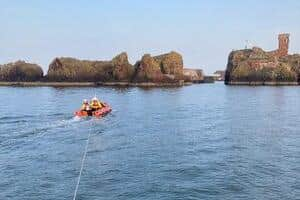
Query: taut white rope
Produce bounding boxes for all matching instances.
[72,132,91,200]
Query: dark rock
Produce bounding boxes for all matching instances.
[0,61,43,81]
[225,48,298,84]
[153,51,183,79]
[5,51,185,85]
[46,52,134,82]
[133,54,165,82]
[279,54,300,81]
[112,53,135,81]
[133,51,184,83]
[225,34,300,85]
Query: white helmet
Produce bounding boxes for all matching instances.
[83,99,88,103]
[92,97,98,101]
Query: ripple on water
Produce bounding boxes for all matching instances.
[0,85,300,200]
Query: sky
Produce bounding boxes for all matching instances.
[1,0,300,74]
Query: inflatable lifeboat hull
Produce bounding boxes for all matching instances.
[74,103,112,117]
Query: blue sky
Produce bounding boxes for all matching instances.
[1,0,300,74]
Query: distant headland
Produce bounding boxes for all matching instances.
[0,51,212,87]
[225,33,300,85]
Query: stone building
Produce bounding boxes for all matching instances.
[269,33,290,57]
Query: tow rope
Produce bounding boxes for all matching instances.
[72,132,91,200]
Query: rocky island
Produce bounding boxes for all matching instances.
[225,34,300,85]
[0,51,206,87]
[0,61,43,82]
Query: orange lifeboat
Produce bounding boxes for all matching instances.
[74,103,112,117]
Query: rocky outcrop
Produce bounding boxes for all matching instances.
[225,48,299,84]
[225,34,300,85]
[0,51,187,85]
[153,51,183,78]
[183,68,204,82]
[46,52,134,82]
[46,51,184,83]
[133,51,184,83]
[112,53,135,81]
[279,54,300,80]
[133,54,165,82]
[0,61,43,81]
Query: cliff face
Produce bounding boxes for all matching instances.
[153,51,183,79]
[1,51,185,84]
[133,54,165,82]
[46,52,134,82]
[112,53,135,81]
[0,61,43,81]
[46,51,184,83]
[279,54,300,80]
[133,51,184,83]
[225,48,299,84]
[225,34,300,85]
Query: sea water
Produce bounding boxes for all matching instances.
[0,83,299,199]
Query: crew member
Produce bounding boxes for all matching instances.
[90,97,104,111]
[81,99,91,111]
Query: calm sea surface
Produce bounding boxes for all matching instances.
[0,83,299,200]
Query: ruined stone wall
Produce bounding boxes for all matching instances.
[269,33,289,58]
[277,33,289,57]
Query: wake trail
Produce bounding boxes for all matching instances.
[1,116,86,147]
